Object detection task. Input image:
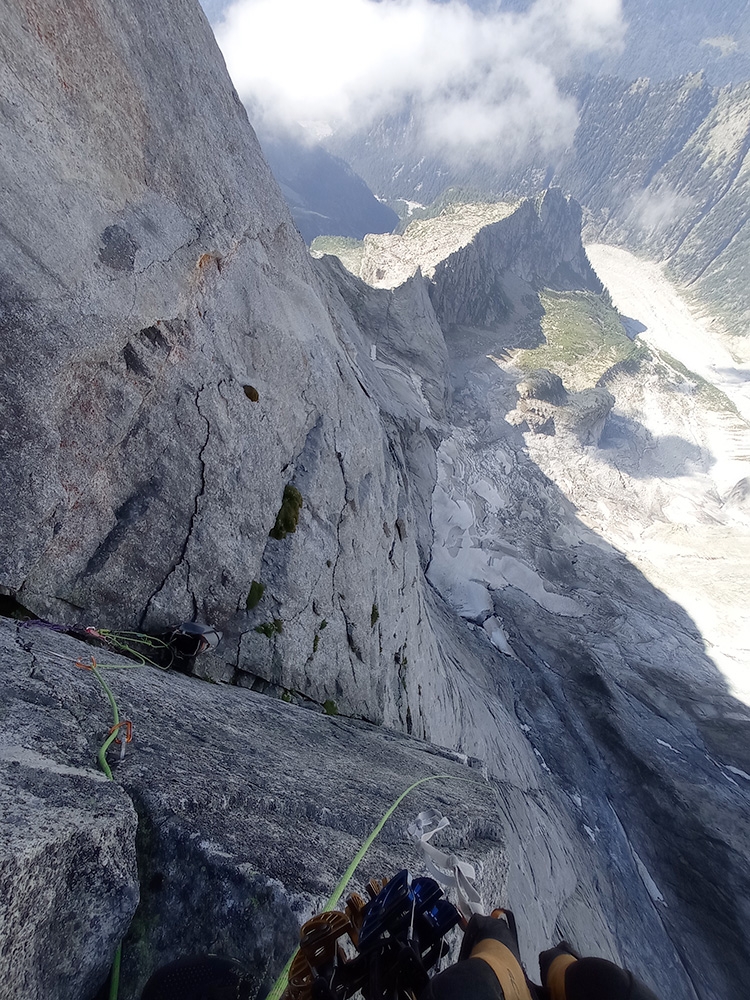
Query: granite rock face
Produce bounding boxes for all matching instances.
[427,351,750,1000]
[0,0,450,735]
[0,625,139,1000]
[0,600,698,1000]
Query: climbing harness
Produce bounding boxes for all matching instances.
[267,778,486,1000]
[266,774,461,1000]
[279,805,489,1000]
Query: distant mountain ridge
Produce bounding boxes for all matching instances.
[475,0,750,84]
[326,73,750,337]
[559,76,750,338]
[314,190,601,347]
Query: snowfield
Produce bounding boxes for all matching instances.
[586,244,750,423]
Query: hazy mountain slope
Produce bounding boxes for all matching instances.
[554,75,717,216]
[326,73,750,338]
[259,128,398,243]
[557,77,750,337]
[477,0,750,83]
[611,0,750,84]
[632,84,750,335]
[325,108,496,209]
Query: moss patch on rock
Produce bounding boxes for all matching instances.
[255,619,283,638]
[246,581,265,610]
[269,485,303,540]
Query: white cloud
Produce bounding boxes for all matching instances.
[215,0,624,157]
[629,186,696,234]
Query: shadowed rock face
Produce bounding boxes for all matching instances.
[517,370,569,405]
[429,191,602,335]
[0,619,505,1000]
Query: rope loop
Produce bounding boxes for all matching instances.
[408,808,485,921]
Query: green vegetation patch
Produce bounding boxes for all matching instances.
[255,619,283,638]
[513,291,641,390]
[323,699,339,716]
[246,581,265,610]
[270,485,303,541]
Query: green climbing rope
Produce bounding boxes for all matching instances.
[95,629,171,668]
[265,773,456,1000]
[91,664,121,780]
[85,658,128,1000]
